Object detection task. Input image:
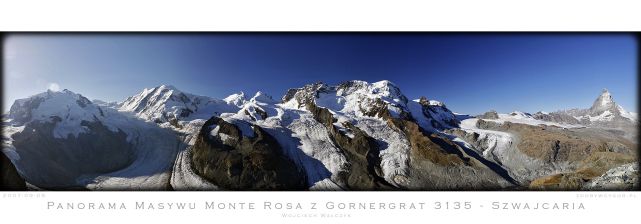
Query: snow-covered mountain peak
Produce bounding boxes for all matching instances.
[525,88,637,127]
[6,89,111,138]
[144,84,184,98]
[250,91,275,104]
[120,85,185,114]
[414,97,446,108]
[599,88,612,100]
[333,80,407,104]
[119,85,239,124]
[280,80,456,128]
[582,88,638,124]
[158,84,179,91]
[281,82,334,108]
[371,80,400,93]
[282,80,459,132]
[224,92,247,107]
[9,89,94,121]
[590,88,616,113]
[280,80,411,116]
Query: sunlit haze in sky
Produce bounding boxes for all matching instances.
[3,33,637,114]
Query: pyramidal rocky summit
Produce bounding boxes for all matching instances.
[1,81,638,190]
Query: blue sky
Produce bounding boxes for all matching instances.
[3,33,637,114]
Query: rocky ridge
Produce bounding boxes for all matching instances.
[1,82,638,190]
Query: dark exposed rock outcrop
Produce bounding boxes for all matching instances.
[529,152,636,190]
[532,112,581,124]
[306,101,394,190]
[10,120,134,189]
[190,116,307,190]
[477,110,499,120]
[417,97,460,129]
[362,99,514,189]
[1,152,27,190]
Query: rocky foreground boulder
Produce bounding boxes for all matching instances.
[583,163,639,190]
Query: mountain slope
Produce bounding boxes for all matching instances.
[449,89,638,189]
[558,89,637,128]
[119,85,240,127]
[2,89,181,189]
[2,82,637,190]
[186,80,516,189]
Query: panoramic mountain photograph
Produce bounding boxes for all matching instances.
[1,33,638,191]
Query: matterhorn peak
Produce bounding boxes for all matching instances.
[599,88,612,99]
[590,88,617,115]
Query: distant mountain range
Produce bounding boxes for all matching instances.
[1,81,638,190]
[536,89,636,129]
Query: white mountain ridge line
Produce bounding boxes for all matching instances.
[2,81,636,190]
